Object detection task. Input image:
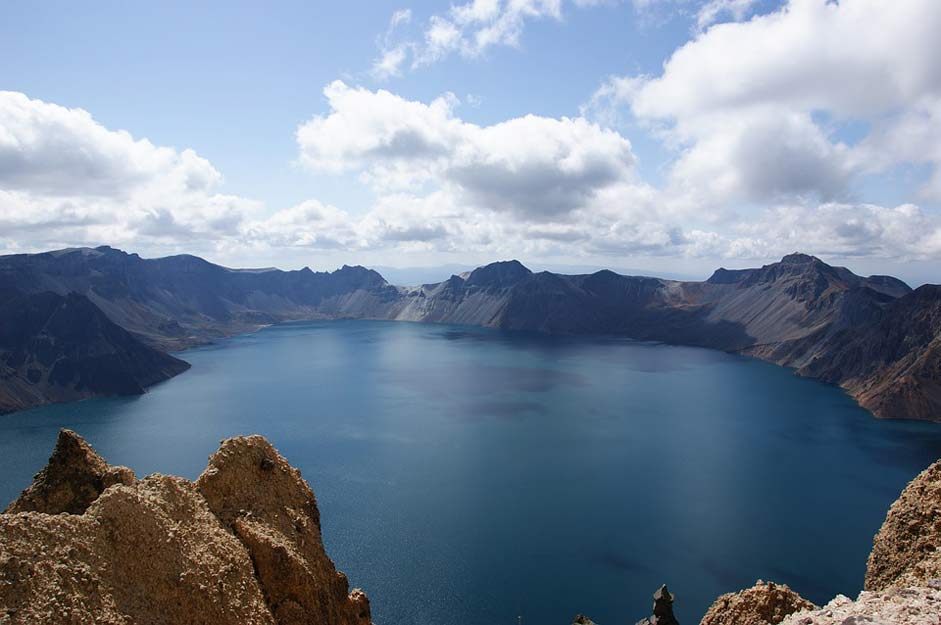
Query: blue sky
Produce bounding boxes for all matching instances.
[2,1,940,284]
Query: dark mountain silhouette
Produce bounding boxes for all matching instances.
[0,289,189,414]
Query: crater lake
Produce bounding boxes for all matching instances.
[3,320,941,624]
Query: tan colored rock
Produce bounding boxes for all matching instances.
[0,475,274,625]
[780,586,941,625]
[4,429,134,515]
[196,435,370,625]
[865,459,941,591]
[0,431,371,625]
[700,581,816,625]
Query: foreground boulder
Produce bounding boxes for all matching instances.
[699,581,815,625]
[196,436,370,625]
[865,459,941,591]
[0,431,370,625]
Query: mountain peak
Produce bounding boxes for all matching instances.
[465,260,532,289]
[780,252,821,265]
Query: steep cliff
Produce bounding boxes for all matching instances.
[0,289,190,414]
[0,430,370,625]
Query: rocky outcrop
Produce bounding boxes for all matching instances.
[865,460,941,591]
[695,457,941,625]
[699,581,815,625]
[636,584,680,625]
[779,586,941,625]
[196,436,371,625]
[0,431,370,625]
[3,429,134,515]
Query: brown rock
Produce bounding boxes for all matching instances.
[4,429,134,515]
[0,433,371,625]
[865,459,941,590]
[699,581,816,625]
[196,435,370,625]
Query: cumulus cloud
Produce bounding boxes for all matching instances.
[0,91,259,251]
[586,0,941,209]
[297,81,637,221]
[276,72,941,263]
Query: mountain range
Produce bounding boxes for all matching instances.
[0,246,938,420]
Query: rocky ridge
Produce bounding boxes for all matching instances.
[1,247,939,420]
[0,430,370,625]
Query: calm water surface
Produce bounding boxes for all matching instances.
[3,320,941,624]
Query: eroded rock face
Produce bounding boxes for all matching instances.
[865,459,941,591]
[0,475,275,625]
[3,429,135,515]
[0,431,371,625]
[699,581,816,625]
[196,436,371,625]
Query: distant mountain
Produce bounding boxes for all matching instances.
[0,246,938,421]
[0,246,400,350]
[0,289,189,414]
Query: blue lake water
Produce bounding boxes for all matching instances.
[2,320,941,624]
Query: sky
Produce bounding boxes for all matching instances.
[2,0,940,284]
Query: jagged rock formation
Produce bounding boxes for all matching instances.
[636,584,680,625]
[196,436,371,625]
[0,289,190,414]
[699,581,815,625]
[0,431,371,625]
[3,430,134,515]
[865,460,941,591]
[1,246,939,420]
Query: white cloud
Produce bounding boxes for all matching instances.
[0,91,259,251]
[372,0,619,75]
[694,0,758,30]
[371,9,413,80]
[586,0,941,210]
[297,81,636,221]
[279,75,941,264]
